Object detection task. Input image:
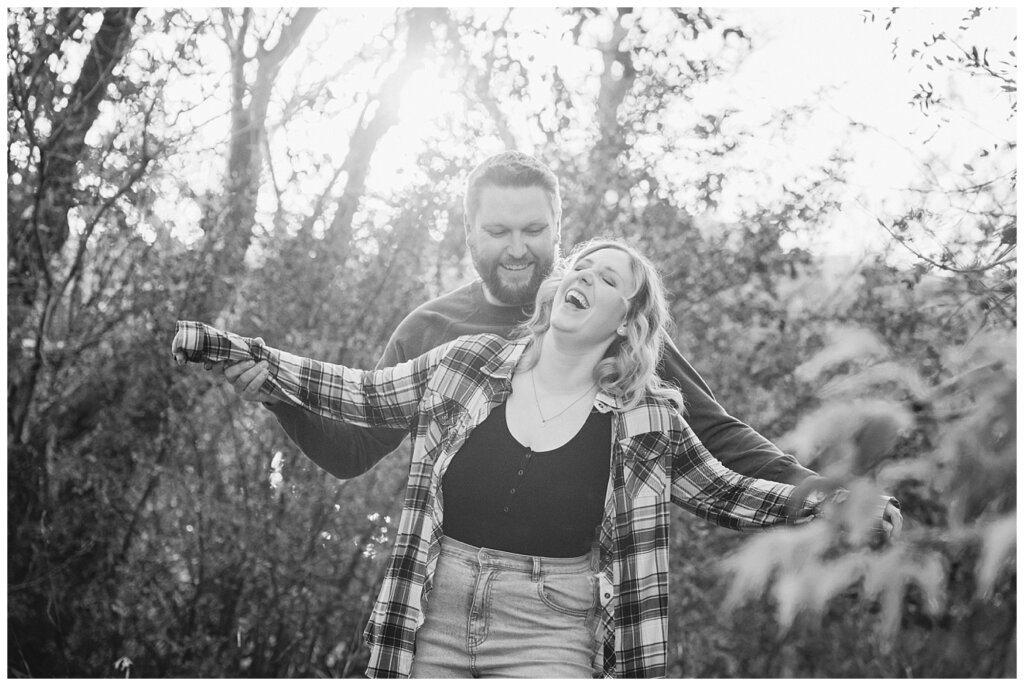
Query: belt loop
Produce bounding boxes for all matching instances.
[531,556,542,582]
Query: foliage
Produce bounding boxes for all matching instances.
[703,9,1016,676]
[6,6,1015,679]
[721,318,1014,676]
[859,7,1015,329]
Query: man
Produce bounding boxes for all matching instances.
[225,151,900,530]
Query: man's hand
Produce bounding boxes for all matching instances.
[223,359,277,405]
[881,499,903,540]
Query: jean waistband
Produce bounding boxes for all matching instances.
[439,535,594,575]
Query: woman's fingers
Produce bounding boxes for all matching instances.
[882,501,903,539]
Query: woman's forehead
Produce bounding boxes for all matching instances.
[573,246,632,271]
[573,247,634,284]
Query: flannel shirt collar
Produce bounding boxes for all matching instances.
[479,337,677,443]
[479,336,530,380]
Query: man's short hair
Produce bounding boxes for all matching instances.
[463,151,562,227]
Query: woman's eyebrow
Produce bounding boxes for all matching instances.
[573,258,624,279]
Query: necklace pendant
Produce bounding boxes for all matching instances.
[529,368,595,427]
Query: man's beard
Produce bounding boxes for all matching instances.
[469,243,554,306]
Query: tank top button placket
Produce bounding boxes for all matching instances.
[503,449,532,516]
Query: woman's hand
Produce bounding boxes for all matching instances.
[881,499,903,540]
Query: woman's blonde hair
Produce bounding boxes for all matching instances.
[513,238,683,411]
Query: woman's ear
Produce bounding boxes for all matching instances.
[616,324,627,337]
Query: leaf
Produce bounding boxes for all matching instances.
[773,573,805,630]
[818,361,931,401]
[720,534,780,609]
[720,523,830,610]
[779,399,914,477]
[976,513,1016,597]
[838,480,892,542]
[863,549,946,637]
[794,327,890,382]
[906,552,946,616]
[1000,224,1015,245]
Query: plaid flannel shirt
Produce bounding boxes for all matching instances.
[174,321,823,678]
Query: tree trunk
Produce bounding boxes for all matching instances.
[324,8,445,258]
[560,8,637,246]
[8,7,141,534]
[189,8,320,324]
[9,8,141,321]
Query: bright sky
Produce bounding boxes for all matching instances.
[367,6,1017,261]
[708,6,1016,259]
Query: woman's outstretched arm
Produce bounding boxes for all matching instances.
[172,320,451,429]
[669,414,841,530]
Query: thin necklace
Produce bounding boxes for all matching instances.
[529,367,596,425]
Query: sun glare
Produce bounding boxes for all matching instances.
[361,63,464,193]
[395,64,462,149]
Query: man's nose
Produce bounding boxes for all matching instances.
[506,233,527,258]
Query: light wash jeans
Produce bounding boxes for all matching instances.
[410,535,600,678]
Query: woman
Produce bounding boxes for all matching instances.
[173,239,870,678]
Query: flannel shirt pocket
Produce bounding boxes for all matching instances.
[416,391,462,438]
[620,432,672,502]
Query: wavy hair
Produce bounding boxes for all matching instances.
[513,238,683,411]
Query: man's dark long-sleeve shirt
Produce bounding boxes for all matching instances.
[269,280,816,485]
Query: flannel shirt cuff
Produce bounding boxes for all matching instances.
[174,320,282,398]
[174,320,266,365]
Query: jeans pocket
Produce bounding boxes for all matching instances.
[537,571,595,617]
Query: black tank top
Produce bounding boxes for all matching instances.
[441,401,611,557]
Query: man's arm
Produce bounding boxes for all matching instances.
[224,312,432,480]
[660,337,816,486]
[267,403,406,479]
[223,360,406,479]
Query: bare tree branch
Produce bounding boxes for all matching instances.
[190,8,320,323]
[443,11,517,149]
[323,9,445,254]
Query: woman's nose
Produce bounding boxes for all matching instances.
[579,270,593,285]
